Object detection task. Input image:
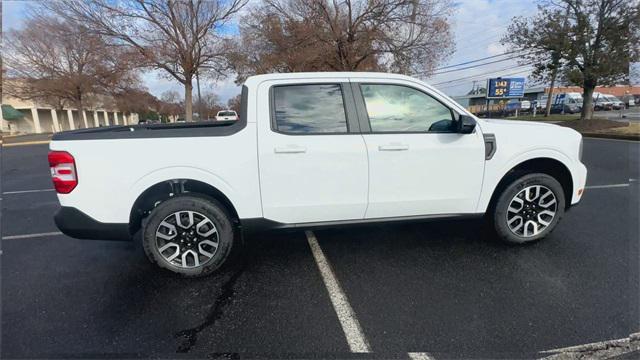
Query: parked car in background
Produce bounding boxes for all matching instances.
[622,93,636,108]
[550,103,581,114]
[504,99,531,114]
[538,92,582,113]
[215,110,238,121]
[48,72,587,277]
[593,92,613,111]
[602,94,624,110]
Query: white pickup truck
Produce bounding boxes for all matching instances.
[49,72,587,277]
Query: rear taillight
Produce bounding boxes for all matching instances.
[48,151,78,194]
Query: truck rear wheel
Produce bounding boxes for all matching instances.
[142,195,235,277]
[491,173,565,244]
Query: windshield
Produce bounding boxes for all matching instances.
[218,111,236,117]
[605,95,620,102]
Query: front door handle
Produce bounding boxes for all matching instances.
[378,144,409,151]
[274,146,307,154]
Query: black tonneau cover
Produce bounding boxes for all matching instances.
[53,85,248,141]
[51,120,244,141]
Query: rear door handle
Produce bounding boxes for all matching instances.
[378,144,409,151]
[274,146,307,154]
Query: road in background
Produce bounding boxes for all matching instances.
[596,109,640,121]
[1,139,638,358]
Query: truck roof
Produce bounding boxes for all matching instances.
[244,72,419,87]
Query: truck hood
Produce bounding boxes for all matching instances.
[481,118,559,128]
[477,118,582,161]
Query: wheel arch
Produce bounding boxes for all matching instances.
[487,157,573,212]
[128,179,240,236]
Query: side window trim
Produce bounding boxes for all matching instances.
[354,82,457,134]
[268,82,360,136]
[349,82,372,133]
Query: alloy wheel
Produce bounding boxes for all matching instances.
[155,210,219,268]
[506,185,558,238]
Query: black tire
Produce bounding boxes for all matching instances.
[142,195,235,277]
[491,173,565,244]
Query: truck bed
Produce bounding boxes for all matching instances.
[51,119,245,141]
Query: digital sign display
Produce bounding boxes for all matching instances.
[486,77,526,99]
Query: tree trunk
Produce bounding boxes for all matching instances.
[184,79,193,122]
[545,69,557,117]
[196,71,203,121]
[581,84,595,120]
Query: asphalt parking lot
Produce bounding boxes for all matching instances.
[1,138,639,359]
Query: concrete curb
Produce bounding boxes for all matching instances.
[539,332,640,359]
[2,140,51,147]
[582,132,640,141]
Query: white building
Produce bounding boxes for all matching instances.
[1,81,139,135]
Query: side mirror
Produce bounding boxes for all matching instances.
[457,115,476,134]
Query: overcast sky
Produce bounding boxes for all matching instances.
[2,0,537,102]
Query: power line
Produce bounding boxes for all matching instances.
[433,63,533,85]
[434,51,521,71]
[432,54,524,75]
[435,67,534,90]
[432,63,534,86]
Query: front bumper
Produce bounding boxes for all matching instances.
[54,207,131,241]
[571,162,588,205]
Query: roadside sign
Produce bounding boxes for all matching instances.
[486,77,526,99]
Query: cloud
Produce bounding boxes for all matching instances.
[425,0,533,96]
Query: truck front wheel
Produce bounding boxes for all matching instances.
[491,173,565,244]
[142,195,235,277]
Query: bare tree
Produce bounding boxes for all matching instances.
[158,90,184,120]
[4,15,139,112]
[226,94,242,113]
[232,0,454,82]
[503,0,640,120]
[502,6,571,117]
[114,88,160,117]
[46,0,247,121]
[198,91,221,120]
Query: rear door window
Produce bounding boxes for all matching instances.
[273,84,348,134]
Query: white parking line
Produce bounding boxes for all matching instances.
[305,230,371,353]
[2,232,63,240]
[585,183,630,189]
[2,189,55,195]
[408,352,436,360]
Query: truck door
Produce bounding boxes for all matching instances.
[257,79,368,224]
[351,80,486,219]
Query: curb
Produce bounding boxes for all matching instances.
[2,140,51,147]
[582,132,640,141]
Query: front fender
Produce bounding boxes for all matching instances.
[476,148,582,212]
